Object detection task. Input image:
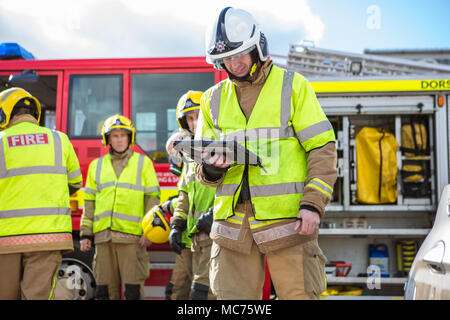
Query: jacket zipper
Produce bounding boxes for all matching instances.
[231,95,251,218]
[110,155,125,230]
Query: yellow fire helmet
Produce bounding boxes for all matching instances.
[176,90,202,133]
[0,87,41,130]
[101,114,135,147]
[142,205,171,244]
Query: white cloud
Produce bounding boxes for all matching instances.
[0,0,325,58]
[249,0,325,45]
[119,0,326,47]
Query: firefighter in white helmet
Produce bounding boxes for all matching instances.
[80,114,160,300]
[169,90,217,300]
[196,7,338,299]
[0,87,82,300]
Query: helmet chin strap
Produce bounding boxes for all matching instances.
[224,49,260,81]
[187,129,195,138]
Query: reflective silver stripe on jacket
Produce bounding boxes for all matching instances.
[209,70,296,141]
[84,187,96,195]
[94,210,142,223]
[0,137,5,176]
[211,221,239,240]
[249,181,304,198]
[144,186,160,194]
[307,179,333,199]
[136,154,144,186]
[210,82,224,130]
[95,155,104,191]
[68,168,82,180]
[226,214,245,224]
[97,181,115,192]
[0,131,68,179]
[216,183,240,197]
[280,70,296,139]
[93,210,111,221]
[296,120,333,144]
[1,166,67,178]
[95,154,159,194]
[0,207,71,219]
[252,222,298,244]
[116,183,144,191]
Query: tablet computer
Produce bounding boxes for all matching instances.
[173,139,265,171]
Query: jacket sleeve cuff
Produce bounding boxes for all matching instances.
[299,194,327,218]
[195,163,225,187]
[299,204,321,215]
[202,163,228,181]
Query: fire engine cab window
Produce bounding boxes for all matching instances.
[68,74,122,138]
[131,72,214,162]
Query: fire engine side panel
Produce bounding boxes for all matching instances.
[311,76,450,297]
[433,95,449,197]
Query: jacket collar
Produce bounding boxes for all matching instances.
[230,59,273,88]
[109,147,132,160]
[7,114,39,128]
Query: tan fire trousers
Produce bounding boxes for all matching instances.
[93,242,149,300]
[191,237,216,300]
[209,239,327,300]
[0,251,61,300]
[168,247,193,300]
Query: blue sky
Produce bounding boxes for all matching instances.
[308,0,450,53]
[0,0,448,60]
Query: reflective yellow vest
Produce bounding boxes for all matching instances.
[198,65,335,223]
[0,122,82,243]
[84,152,160,236]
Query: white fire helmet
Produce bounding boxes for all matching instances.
[205,7,268,70]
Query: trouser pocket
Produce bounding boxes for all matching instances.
[303,239,327,299]
[209,241,221,297]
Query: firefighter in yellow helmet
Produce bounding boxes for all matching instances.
[170,90,217,300]
[80,114,160,300]
[176,90,203,136]
[0,87,83,300]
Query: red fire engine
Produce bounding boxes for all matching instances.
[0,43,272,300]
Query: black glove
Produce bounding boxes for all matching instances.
[202,162,229,182]
[169,220,186,254]
[196,208,213,235]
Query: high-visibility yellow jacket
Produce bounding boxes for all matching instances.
[174,161,216,237]
[197,65,336,223]
[0,119,82,254]
[84,152,160,236]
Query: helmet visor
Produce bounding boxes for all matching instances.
[211,45,256,66]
